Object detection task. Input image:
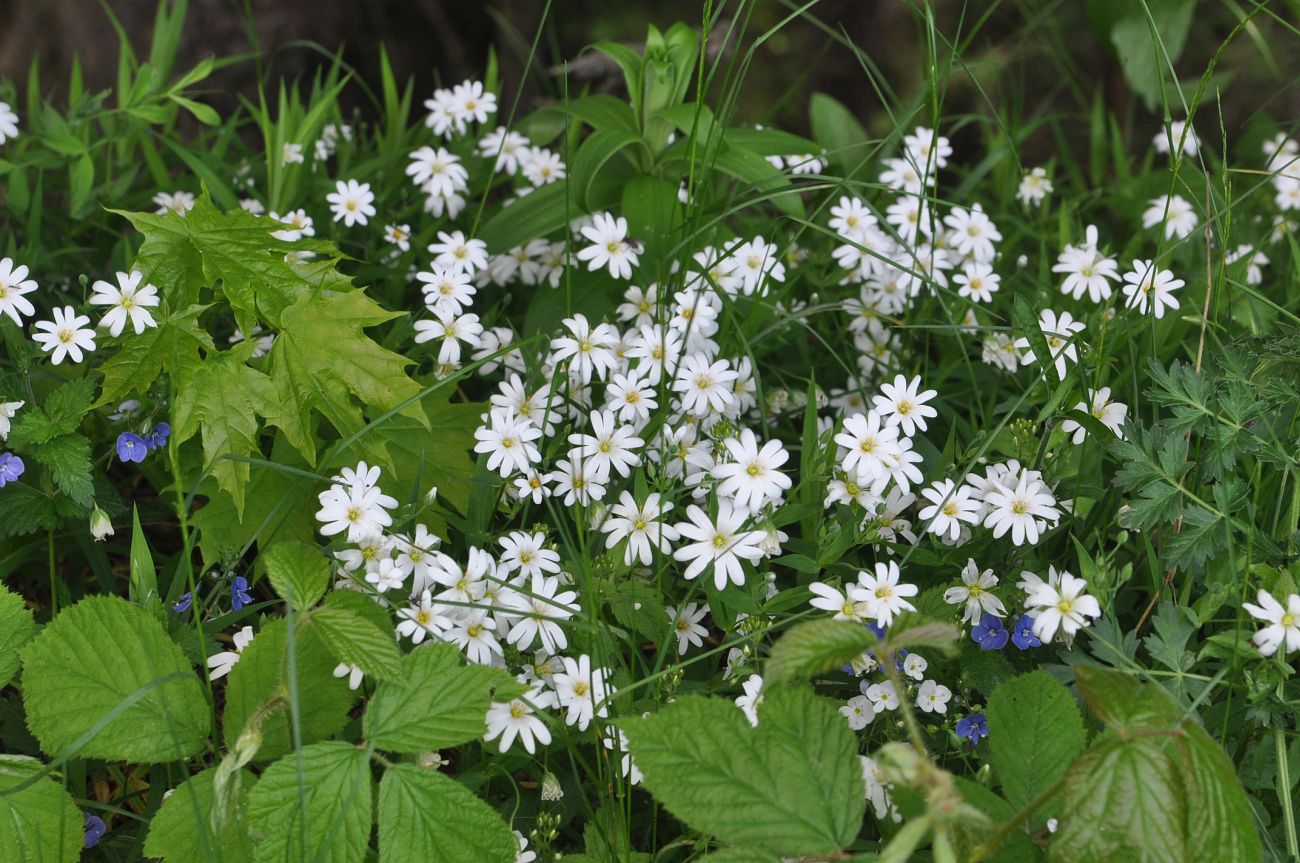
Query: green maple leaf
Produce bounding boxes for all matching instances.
[267,289,427,465]
[95,304,214,407]
[172,343,275,515]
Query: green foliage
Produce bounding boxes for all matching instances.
[986,672,1087,811]
[0,754,83,863]
[377,764,516,863]
[262,541,330,610]
[622,686,865,857]
[363,642,524,753]
[19,595,209,762]
[765,618,876,684]
[7,377,97,511]
[0,583,36,689]
[310,605,402,682]
[143,767,257,863]
[246,741,373,863]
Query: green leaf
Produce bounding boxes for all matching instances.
[621,174,682,265]
[986,671,1086,810]
[310,605,402,682]
[622,687,865,856]
[477,180,574,255]
[571,127,649,210]
[172,344,276,516]
[19,595,209,762]
[0,754,83,863]
[377,764,515,863]
[1177,723,1263,861]
[129,506,162,615]
[371,399,481,516]
[221,616,356,762]
[262,541,330,609]
[247,742,373,863]
[8,377,96,447]
[143,766,256,863]
[364,643,523,753]
[29,433,94,509]
[766,619,876,685]
[267,288,426,465]
[1011,294,1056,384]
[699,850,782,863]
[1049,736,1186,863]
[95,304,213,407]
[169,93,220,125]
[1099,0,1197,111]
[603,577,666,642]
[709,143,805,218]
[810,92,870,172]
[1074,665,1182,731]
[0,583,37,689]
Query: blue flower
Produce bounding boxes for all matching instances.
[0,452,24,486]
[1011,613,1042,650]
[172,592,193,613]
[971,613,1008,650]
[146,422,171,450]
[83,812,107,848]
[955,713,988,745]
[230,576,253,611]
[116,432,149,463]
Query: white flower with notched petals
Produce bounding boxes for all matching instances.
[1243,590,1300,657]
[713,429,792,513]
[484,687,555,754]
[1121,259,1182,320]
[326,179,375,226]
[735,675,764,726]
[918,479,980,543]
[0,257,38,326]
[554,654,614,731]
[1062,387,1128,444]
[1025,571,1101,642]
[32,306,96,365]
[667,603,710,654]
[673,501,765,590]
[396,591,452,644]
[206,626,255,680]
[576,212,640,280]
[601,491,679,566]
[943,559,1006,623]
[89,271,160,336]
[856,561,917,627]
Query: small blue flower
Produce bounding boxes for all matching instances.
[1011,613,1042,650]
[955,713,988,745]
[971,613,1009,650]
[0,452,24,486]
[230,576,253,611]
[83,812,107,848]
[116,432,149,463]
[145,422,171,450]
[172,592,193,613]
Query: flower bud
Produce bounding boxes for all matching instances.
[89,506,114,541]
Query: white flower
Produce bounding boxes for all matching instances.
[872,374,938,437]
[605,372,657,425]
[552,457,607,506]
[954,262,1000,303]
[504,573,578,653]
[809,581,872,622]
[1016,167,1053,207]
[943,559,1006,623]
[982,471,1061,546]
[672,354,737,417]
[601,491,679,566]
[861,755,902,822]
[0,102,19,145]
[1142,194,1198,241]
[0,400,22,441]
[1025,571,1101,642]
[428,230,489,276]
[315,472,398,542]
[406,145,468,197]
[451,79,496,126]
[326,179,376,226]
[918,479,980,542]
[943,203,1001,263]
[383,223,411,252]
[569,410,643,478]
[856,561,918,627]
[520,147,567,186]
[281,142,304,165]
[1015,309,1084,380]
[418,264,476,316]
[673,501,765,590]
[840,695,875,730]
[916,680,952,714]
[731,236,785,295]
[89,271,160,336]
[834,410,902,486]
[485,687,556,754]
[1154,120,1199,158]
[472,408,541,478]
[31,306,96,365]
[550,314,618,384]
[365,558,407,594]
[1053,225,1119,303]
[271,208,315,241]
[447,610,503,665]
[414,309,483,364]
[333,663,365,690]
[864,680,900,712]
[576,212,640,279]
[477,127,531,173]
[735,675,764,726]
[1062,387,1128,444]
[152,190,195,215]
[667,603,710,654]
[0,257,38,325]
[1121,259,1183,320]
[902,653,928,681]
[713,429,792,513]
[396,591,452,644]
[498,531,561,580]
[205,625,255,680]
[554,654,614,731]
[1243,590,1300,657]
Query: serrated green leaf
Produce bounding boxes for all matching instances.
[0,583,36,689]
[143,766,255,863]
[377,764,515,863]
[766,619,876,684]
[1177,723,1263,861]
[987,671,1086,810]
[173,345,275,516]
[19,594,209,762]
[310,605,401,682]
[364,642,524,754]
[0,754,83,863]
[0,483,77,539]
[95,304,213,407]
[262,541,329,609]
[8,377,96,447]
[1074,665,1182,731]
[622,687,865,856]
[29,433,94,509]
[247,742,372,863]
[221,616,356,762]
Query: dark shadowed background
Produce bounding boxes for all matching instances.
[0,0,1296,161]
